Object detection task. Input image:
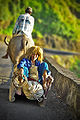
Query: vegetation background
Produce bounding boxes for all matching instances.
[0,0,80,77]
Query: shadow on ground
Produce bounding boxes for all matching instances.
[0,87,77,120]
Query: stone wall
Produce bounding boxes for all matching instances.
[44,56,80,118]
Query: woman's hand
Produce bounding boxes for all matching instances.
[18,68,24,83]
[42,70,48,90]
[20,68,24,76]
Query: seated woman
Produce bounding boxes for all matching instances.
[17,46,54,97]
[9,46,54,103]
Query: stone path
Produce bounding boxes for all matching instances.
[0,42,12,88]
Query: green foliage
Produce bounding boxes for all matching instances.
[52,55,80,78]
[1,23,14,35]
[0,0,80,42]
[0,0,11,20]
[0,0,80,41]
[47,0,80,41]
[70,57,80,78]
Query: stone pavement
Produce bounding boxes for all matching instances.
[0,42,77,120]
[0,42,12,89]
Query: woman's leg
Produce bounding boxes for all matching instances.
[9,80,16,102]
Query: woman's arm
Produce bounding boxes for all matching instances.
[42,70,48,90]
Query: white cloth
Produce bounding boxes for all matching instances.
[12,13,34,39]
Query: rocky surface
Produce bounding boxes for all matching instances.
[45,56,80,118]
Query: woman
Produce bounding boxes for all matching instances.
[17,46,54,98]
[9,46,54,104]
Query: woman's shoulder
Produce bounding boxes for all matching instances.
[40,61,48,66]
[21,58,29,62]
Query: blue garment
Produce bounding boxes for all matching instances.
[17,58,51,85]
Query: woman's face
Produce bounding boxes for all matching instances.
[31,54,38,61]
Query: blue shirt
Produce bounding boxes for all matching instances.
[17,58,51,84]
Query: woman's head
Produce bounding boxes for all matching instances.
[26,46,43,62]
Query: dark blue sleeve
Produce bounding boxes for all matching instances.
[35,60,40,66]
[17,58,27,69]
[40,62,51,75]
